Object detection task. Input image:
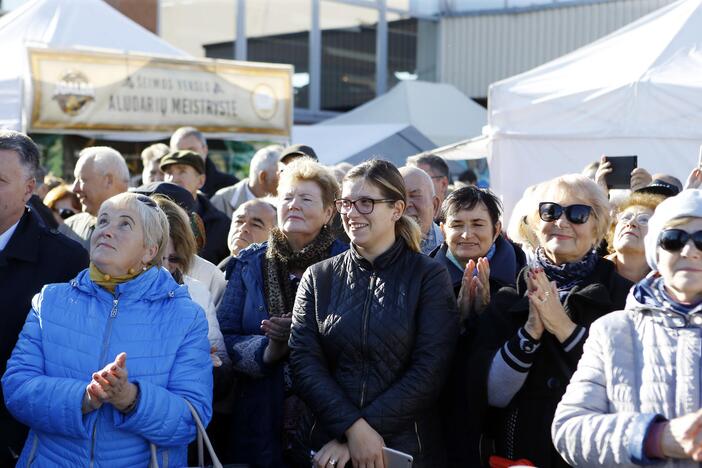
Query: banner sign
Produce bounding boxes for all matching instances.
[28,48,293,136]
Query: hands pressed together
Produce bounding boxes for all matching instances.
[313,418,386,468]
[457,257,491,321]
[261,313,292,364]
[525,267,576,342]
[82,352,138,414]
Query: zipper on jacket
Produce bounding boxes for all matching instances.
[414,421,423,454]
[90,294,121,467]
[26,434,38,467]
[359,273,377,408]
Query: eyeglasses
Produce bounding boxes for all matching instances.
[658,229,702,252]
[617,211,651,226]
[538,202,592,225]
[335,198,397,214]
[58,208,76,220]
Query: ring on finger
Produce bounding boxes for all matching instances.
[328,459,337,466]
[544,291,551,298]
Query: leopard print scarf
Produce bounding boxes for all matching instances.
[263,226,336,317]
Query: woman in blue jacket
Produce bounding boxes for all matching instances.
[2,192,213,467]
[217,157,347,467]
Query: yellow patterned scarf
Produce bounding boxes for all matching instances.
[89,263,144,293]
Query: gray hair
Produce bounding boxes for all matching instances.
[399,165,436,197]
[141,143,170,163]
[0,130,39,178]
[100,192,170,268]
[77,147,130,184]
[169,126,206,150]
[250,144,283,177]
[406,153,449,178]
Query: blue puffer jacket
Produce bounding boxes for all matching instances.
[2,266,213,468]
[218,240,347,467]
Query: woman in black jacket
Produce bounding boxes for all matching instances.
[289,159,459,468]
[465,174,633,468]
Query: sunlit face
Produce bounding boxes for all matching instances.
[535,194,597,264]
[174,134,207,158]
[72,159,112,216]
[90,204,156,277]
[163,164,205,198]
[142,159,164,185]
[613,205,653,255]
[657,218,702,304]
[278,180,333,240]
[228,202,276,255]
[403,170,436,237]
[340,179,403,251]
[0,149,34,234]
[441,203,500,264]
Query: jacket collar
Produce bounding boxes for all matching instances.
[0,209,40,265]
[350,237,406,270]
[71,265,184,302]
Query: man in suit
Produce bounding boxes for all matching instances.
[0,130,89,464]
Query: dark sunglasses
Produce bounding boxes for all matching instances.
[58,208,76,220]
[538,202,592,225]
[658,229,702,252]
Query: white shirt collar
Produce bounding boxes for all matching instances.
[0,219,21,252]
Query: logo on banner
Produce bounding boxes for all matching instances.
[52,70,96,116]
[251,84,277,121]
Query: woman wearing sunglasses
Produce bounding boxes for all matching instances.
[606,192,665,282]
[43,183,81,224]
[289,159,458,468]
[553,189,702,466]
[465,174,632,467]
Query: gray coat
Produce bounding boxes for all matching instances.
[552,291,702,467]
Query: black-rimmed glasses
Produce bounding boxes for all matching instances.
[335,198,397,214]
[658,229,702,252]
[538,202,592,225]
[58,208,76,220]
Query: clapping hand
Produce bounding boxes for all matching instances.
[685,168,702,190]
[457,258,491,321]
[82,352,138,414]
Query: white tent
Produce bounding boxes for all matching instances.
[0,0,189,139]
[320,80,487,147]
[293,123,436,167]
[487,0,702,221]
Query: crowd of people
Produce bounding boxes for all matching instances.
[3,125,702,468]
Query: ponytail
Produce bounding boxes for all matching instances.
[396,214,422,253]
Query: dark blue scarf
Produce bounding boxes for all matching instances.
[536,247,599,292]
[633,273,702,315]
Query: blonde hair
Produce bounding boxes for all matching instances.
[344,159,422,252]
[152,195,197,274]
[43,184,80,211]
[99,192,170,268]
[141,143,170,163]
[607,192,666,254]
[278,156,339,209]
[526,174,611,247]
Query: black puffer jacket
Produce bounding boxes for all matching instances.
[289,239,459,467]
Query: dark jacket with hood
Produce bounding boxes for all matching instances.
[289,239,459,468]
[196,192,231,265]
[460,257,632,467]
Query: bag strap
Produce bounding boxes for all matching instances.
[149,400,222,468]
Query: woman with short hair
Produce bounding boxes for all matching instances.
[289,159,458,468]
[2,192,213,467]
[553,189,702,466]
[606,192,665,282]
[465,174,632,467]
[216,157,347,467]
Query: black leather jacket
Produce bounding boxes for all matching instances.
[289,239,459,467]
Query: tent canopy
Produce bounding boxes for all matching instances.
[486,0,702,223]
[320,80,487,147]
[292,123,436,167]
[0,0,189,137]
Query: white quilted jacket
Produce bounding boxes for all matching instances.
[552,290,702,467]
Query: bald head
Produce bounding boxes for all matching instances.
[72,147,129,216]
[228,199,277,256]
[400,166,439,236]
